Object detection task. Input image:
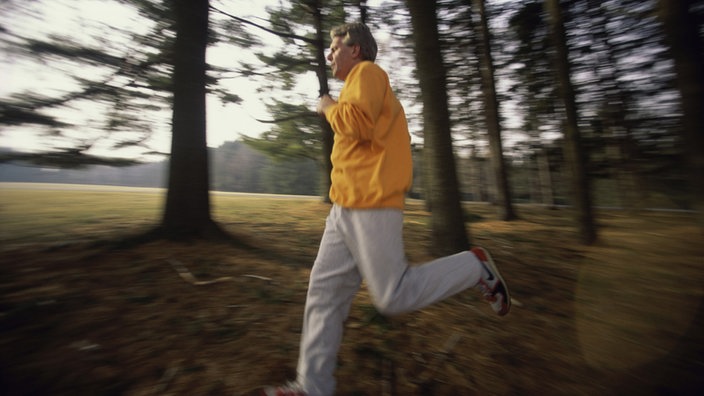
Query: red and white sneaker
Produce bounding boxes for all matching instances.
[471,246,511,316]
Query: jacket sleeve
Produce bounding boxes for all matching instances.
[324,63,387,141]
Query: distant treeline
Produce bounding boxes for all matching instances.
[0,140,690,210]
[0,141,322,196]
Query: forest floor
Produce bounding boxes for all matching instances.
[1,189,703,395]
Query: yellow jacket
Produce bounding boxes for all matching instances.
[323,61,413,209]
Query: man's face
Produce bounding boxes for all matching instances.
[327,35,359,81]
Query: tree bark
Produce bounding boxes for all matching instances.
[472,0,517,221]
[658,0,704,228]
[544,0,597,244]
[161,0,224,239]
[311,1,334,203]
[406,0,470,254]
[537,148,555,208]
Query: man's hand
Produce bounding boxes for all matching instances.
[317,94,337,115]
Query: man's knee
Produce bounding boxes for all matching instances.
[372,297,407,317]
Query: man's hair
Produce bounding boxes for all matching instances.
[330,22,378,62]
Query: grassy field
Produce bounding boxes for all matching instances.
[1,184,703,395]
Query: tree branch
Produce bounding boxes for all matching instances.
[254,111,319,124]
[210,5,316,45]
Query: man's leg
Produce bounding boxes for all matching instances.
[297,206,361,396]
[339,207,483,316]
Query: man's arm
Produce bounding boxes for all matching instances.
[318,63,387,141]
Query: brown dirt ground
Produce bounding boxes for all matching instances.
[1,201,703,395]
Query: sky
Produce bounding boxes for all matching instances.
[0,0,346,159]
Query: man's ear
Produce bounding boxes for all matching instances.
[352,44,362,59]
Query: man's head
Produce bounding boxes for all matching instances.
[327,22,377,80]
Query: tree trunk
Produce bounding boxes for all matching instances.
[469,147,483,202]
[406,0,469,255]
[160,0,224,239]
[544,0,597,244]
[537,148,555,208]
[472,0,517,221]
[312,0,334,203]
[658,0,704,228]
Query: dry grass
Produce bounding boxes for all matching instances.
[1,185,703,395]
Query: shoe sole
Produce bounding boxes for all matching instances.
[474,247,511,316]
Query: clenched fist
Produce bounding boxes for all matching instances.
[317,94,337,115]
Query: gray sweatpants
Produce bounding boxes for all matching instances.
[297,205,483,395]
